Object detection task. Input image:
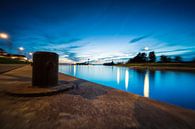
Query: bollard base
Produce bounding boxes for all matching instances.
[5,81,75,97]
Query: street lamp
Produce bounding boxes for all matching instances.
[144,47,149,51]
[18,47,25,55]
[0,33,9,39]
[29,52,33,56]
[18,47,24,51]
[0,33,12,50]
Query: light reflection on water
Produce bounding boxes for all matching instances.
[144,71,149,98]
[117,67,120,85]
[125,69,129,91]
[73,65,76,76]
[59,65,195,109]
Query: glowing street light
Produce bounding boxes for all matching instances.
[29,52,33,56]
[18,47,25,55]
[18,47,24,51]
[144,47,149,51]
[0,33,9,39]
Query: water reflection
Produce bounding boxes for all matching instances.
[144,71,149,97]
[73,65,76,76]
[59,65,195,109]
[125,69,129,90]
[117,67,120,84]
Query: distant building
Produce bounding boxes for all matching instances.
[0,48,27,61]
[0,48,8,57]
[6,54,27,61]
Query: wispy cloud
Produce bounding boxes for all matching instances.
[156,47,195,55]
[129,34,151,43]
[66,45,82,49]
[43,34,81,45]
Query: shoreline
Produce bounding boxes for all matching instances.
[116,63,195,71]
[59,63,195,71]
[0,64,195,129]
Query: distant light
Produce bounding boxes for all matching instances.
[29,52,33,56]
[11,56,16,59]
[24,57,28,60]
[0,33,9,39]
[18,47,24,51]
[144,47,149,51]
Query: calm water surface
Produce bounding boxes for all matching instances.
[59,65,195,109]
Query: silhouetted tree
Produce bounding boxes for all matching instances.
[103,61,115,66]
[174,56,182,62]
[134,53,142,62]
[149,51,156,62]
[160,55,168,63]
[188,57,195,63]
[160,55,172,63]
[167,57,172,62]
[141,52,147,62]
[128,52,147,63]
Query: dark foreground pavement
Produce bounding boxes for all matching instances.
[0,65,195,129]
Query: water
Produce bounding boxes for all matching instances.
[59,65,195,110]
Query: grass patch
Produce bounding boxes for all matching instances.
[0,57,29,64]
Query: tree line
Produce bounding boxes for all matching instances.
[127,51,183,63]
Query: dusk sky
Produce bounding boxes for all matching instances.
[0,0,195,63]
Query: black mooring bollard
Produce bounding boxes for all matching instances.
[32,51,59,87]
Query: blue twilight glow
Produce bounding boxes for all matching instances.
[0,0,195,63]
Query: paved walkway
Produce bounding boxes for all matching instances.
[0,65,195,129]
[0,64,26,74]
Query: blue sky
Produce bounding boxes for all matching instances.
[0,0,195,63]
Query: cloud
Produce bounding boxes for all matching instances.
[64,38,81,44]
[66,45,82,49]
[43,33,81,45]
[156,47,195,55]
[129,34,151,43]
[56,44,87,62]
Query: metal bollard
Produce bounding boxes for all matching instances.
[32,51,58,87]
